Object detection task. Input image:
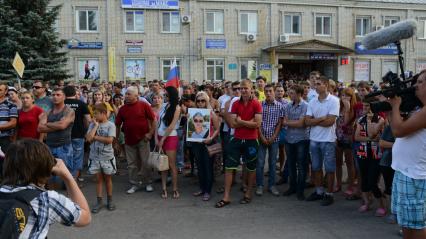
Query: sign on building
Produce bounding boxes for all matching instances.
[416,61,426,73]
[68,39,103,49]
[121,0,179,10]
[354,60,370,82]
[206,39,226,49]
[355,42,398,55]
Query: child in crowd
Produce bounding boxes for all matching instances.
[86,103,117,213]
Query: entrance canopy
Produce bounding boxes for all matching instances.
[263,39,354,54]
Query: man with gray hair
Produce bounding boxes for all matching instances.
[115,86,156,194]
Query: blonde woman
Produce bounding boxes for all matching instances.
[88,90,114,120]
[191,91,220,201]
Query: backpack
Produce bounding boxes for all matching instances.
[0,189,42,239]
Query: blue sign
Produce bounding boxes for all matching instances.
[355,42,398,55]
[259,64,272,70]
[228,63,237,70]
[206,39,226,49]
[68,39,103,49]
[127,46,142,53]
[309,53,337,60]
[121,0,179,9]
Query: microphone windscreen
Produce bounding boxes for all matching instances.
[361,19,417,50]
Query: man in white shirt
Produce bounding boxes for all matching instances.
[305,76,340,206]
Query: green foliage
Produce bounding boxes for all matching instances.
[0,0,70,81]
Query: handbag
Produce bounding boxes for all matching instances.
[206,142,222,157]
[148,147,169,171]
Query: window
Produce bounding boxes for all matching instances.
[419,19,426,39]
[240,11,258,34]
[384,16,399,27]
[206,10,224,34]
[162,12,180,33]
[315,14,331,36]
[240,60,257,80]
[161,59,181,80]
[283,13,301,35]
[76,9,98,32]
[206,59,224,81]
[356,16,371,36]
[125,11,144,32]
[382,61,398,76]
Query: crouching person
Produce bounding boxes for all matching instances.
[0,139,91,238]
[86,103,117,213]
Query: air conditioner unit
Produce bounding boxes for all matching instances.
[181,15,191,24]
[246,33,256,42]
[375,25,384,31]
[279,34,290,43]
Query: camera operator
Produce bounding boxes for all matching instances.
[388,70,426,239]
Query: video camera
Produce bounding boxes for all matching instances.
[366,71,422,113]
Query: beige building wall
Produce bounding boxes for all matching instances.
[52,0,426,84]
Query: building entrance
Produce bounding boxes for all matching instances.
[279,59,337,81]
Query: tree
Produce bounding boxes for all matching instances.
[0,0,70,82]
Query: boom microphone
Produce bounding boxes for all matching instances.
[361,19,417,50]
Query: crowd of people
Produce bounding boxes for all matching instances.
[0,69,425,239]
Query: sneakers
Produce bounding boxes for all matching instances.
[126,185,141,194]
[306,192,323,201]
[321,194,334,206]
[145,184,154,192]
[255,186,263,196]
[269,186,280,196]
[358,204,370,213]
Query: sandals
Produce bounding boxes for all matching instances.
[172,190,180,199]
[193,191,203,197]
[215,199,231,208]
[161,189,168,199]
[239,196,252,204]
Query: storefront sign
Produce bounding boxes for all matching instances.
[127,46,143,53]
[309,53,337,60]
[68,39,103,49]
[125,40,144,45]
[108,47,116,82]
[354,60,370,82]
[121,0,179,9]
[206,39,226,49]
[355,42,398,55]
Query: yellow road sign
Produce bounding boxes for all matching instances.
[12,52,25,78]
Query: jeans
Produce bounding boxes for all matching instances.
[176,128,185,169]
[192,142,214,194]
[71,138,85,176]
[257,142,279,189]
[285,140,309,194]
[49,144,73,174]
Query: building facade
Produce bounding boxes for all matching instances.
[52,0,426,83]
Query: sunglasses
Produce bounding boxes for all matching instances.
[32,86,43,89]
[194,119,204,123]
[233,87,240,91]
[196,99,206,103]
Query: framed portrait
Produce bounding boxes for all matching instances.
[78,59,100,81]
[187,108,211,142]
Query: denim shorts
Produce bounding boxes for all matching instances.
[310,141,336,173]
[392,171,426,229]
[49,144,73,173]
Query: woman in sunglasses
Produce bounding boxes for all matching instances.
[191,91,220,201]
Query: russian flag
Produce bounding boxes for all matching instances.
[165,58,180,88]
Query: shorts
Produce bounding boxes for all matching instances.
[279,128,286,145]
[225,138,259,172]
[71,138,85,173]
[310,141,336,173]
[88,158,117,175]
[158,135,179,151]
[392,170,426,229]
